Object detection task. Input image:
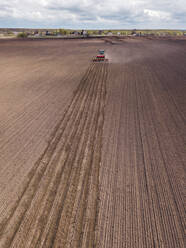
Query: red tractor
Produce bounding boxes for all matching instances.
[93,50,108,62]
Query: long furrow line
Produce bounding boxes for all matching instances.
[96,64,124,248]
[41,62,108,248]
[0,63,96,247]
[126,67,141,248]
[131,66,148,248]
[45,79,102,247]
[110,67,127,248]
[0,62,108,248]
[68,64,108,248]
[96,64,137,248]
[137,92,165,247]
[136,64,185,247]
[119,64,149,248]
[134,64,163,247]
[26,63,106,248]
[0,62,94,223]
[144,64,185,245]
[9,64,100,248]
[139,68,177,247]
[31,64,103,248]
[118,66,132,248]
[126,66,144,248]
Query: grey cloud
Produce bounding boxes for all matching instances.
[0,0,185,29]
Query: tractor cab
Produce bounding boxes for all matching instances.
[99,50,105,55]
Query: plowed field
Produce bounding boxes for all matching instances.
[0,38,185,247]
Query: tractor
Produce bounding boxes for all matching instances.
[93,50,108,62]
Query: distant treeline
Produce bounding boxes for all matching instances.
[0,28,186,37]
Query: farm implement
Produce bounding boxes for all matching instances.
[93,50,108,62]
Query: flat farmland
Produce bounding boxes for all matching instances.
[0,38,185,247]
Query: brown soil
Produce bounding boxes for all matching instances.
[0,38,185,247]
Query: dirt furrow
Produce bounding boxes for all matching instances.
[81,64,108,248]
[0,62,108,248]
[66,64,108,248]
[9,64,98,248]
[51,67,103,247]
[136,63,185,247]
[0,63,96,247]
[135,65,164,247]
[96,65,124,247]
[35,64,104,248]
[144,64,185,245]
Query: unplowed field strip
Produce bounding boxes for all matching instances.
[0,62,108,248]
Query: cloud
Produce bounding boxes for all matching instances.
[144,9,171,20]
[0,0,185,29]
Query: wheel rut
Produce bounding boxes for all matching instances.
[0,62,108,248]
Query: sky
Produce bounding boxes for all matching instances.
[0,0,185,29]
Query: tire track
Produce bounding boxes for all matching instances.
[10,64,98,248]
[32,65,100,247]
[0,64,94,247]
[0,64,94,240]
[0,62,108,248]
[25,64,103,248]
[66,64,108,248]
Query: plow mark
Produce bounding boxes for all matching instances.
[0,62,108,248]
